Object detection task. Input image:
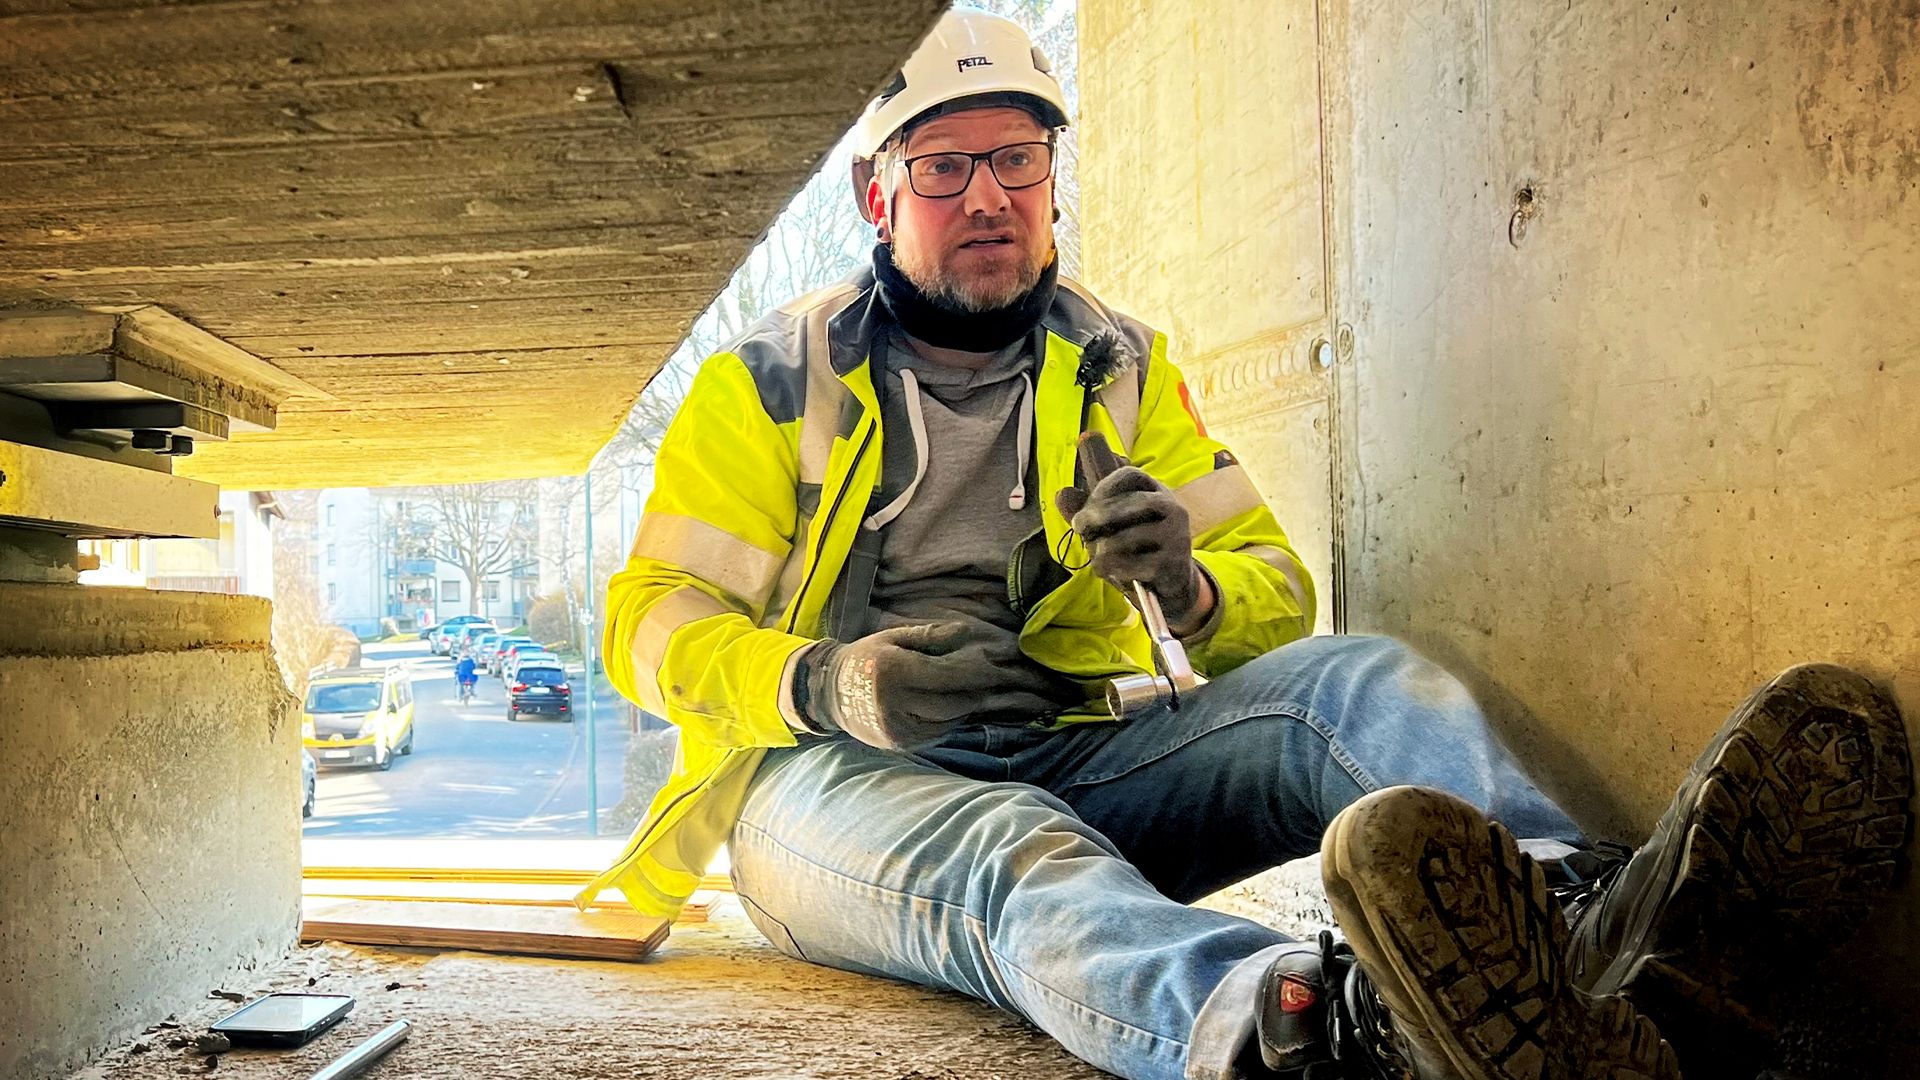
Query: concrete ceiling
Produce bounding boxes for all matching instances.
[0,0,944,489]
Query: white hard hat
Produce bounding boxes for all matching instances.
[850,6,1070,161]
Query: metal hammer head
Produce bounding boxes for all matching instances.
[1106,673,1177,716]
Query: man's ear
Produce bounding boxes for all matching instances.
[867,174,891,244]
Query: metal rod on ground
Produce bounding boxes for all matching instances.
[307,1019,411,1080]
[584,466,598,837]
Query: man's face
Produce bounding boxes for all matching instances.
[873,106,1056,314]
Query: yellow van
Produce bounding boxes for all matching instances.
[301,666,415,770]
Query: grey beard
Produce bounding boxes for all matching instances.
[899,248,1044,313]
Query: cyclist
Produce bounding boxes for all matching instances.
[454,653,478,705]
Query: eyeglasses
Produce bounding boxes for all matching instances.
[897,141,1054,199]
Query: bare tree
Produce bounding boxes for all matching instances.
[398,481,539,620]
[537,472,623,652]
[272,565,351,697]
[596,131,868,487]
[270,490,354,696]
[599,360,692,482]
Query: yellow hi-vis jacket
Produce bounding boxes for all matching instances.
[577,269,1317,918]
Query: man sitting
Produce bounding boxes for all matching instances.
[583,10,1913,1079]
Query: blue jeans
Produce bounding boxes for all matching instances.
[729,635,1582,1080]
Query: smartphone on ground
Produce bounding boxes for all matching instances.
[210,993,355,1047]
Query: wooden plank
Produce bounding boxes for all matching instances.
[302,837,627,872]
[299,899,671,961]
[299,837,730,889]
[300,880,715,923]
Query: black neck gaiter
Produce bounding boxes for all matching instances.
[872,242,1059,354]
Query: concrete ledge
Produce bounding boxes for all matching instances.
[77,902,1108,1080]
[0,582,270,656]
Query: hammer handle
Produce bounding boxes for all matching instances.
[1076,432,1126,488]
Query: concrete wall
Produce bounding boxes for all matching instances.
[1079,0,1338,632]
[0,585,300,1078]
[1082,0,1918,1036]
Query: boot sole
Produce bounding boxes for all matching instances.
[1324,786,1681,1080]
[1589,663,1913,1052]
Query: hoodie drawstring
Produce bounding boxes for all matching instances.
[1008,372,1035,510]
[865,368,929,530]
[867,365,1035,528]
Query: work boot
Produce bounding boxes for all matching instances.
[1321,785,1682,1080]
[1565,663,1914,1073]
[1255,931,1409,1078]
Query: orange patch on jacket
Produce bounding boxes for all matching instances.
[1177,380,1208,438]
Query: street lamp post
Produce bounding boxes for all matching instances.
[582,467,598,837]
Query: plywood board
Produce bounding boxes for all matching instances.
[301,899,670,961]
[300,879,713,923]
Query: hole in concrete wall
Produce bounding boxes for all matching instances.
[1508,182,1542,247]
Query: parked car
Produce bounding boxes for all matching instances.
[430,614,489,655]
[471,632,504,668]
[432,619,484,654]
[302,666,416,770]
[502,647,559,685]
[491,637,538,677]
[450,623,497,658]
[300,749,316,818]
[506,662,572,721]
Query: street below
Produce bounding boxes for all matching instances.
[302,640,632,838]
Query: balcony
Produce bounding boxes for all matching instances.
[399,558,437,576]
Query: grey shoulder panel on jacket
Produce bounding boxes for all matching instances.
[720,275,867,425]
[1048,275,1159,391]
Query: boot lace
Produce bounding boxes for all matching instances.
[1547,840,1634,924]
[1315,931,1414,1080]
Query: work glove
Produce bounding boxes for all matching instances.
[1055,436,1210,635]
[793,621,1078,751]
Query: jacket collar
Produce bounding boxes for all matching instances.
[824,264,1134,391]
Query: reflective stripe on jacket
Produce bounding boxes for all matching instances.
[576,268,1316,918]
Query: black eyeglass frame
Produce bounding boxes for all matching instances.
[894,140,1057,199]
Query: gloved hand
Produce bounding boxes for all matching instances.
[1055,462,1211,635]
[793,621,1079,750]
